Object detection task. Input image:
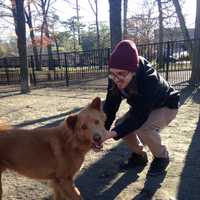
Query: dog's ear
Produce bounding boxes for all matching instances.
[66,115,78,130]
[90,97,101,111]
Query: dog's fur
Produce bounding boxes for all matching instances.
[0,97,106,200]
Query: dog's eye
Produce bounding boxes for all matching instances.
[81,124,88,130]
[94,120,99,125]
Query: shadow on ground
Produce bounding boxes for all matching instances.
[132,174,166,200]
[75,143,167,200]
[10,84,199,200]
[38,85,200,200]
[177,87,200,200]
[39,112,167,200]
[76,142,140,200]
[15,107,81,128]
[179,85,200,105]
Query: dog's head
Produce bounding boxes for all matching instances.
[65,97,107,151]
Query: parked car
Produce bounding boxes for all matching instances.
[173,50,190,61]
[156,53,177,65]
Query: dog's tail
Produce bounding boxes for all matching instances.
[0,119,10,132]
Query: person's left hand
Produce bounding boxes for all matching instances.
[102,130,118,142]
[93,131,117,152]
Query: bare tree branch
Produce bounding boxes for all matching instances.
[88,0,96,15]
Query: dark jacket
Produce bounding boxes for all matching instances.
[103,57,180,140]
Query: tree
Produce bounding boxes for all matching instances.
[0,42,9,57]
[123,0,128,39]
[172,0,192,54]
[81,22,110,50]
[25,0,40,70]
[190,0,200,85]
[49,14,61,66]
[36,0,54,70]
[99,22,110,48]
[75,0,81,44]
[81,27,97,50]
[62,16,82,51]
[57,31,71,50]
[109,0,122,50]
[0,0,13,18]
[64,0,82,45]
[13,0,30,93]
[127,0,157,44]
[88,0,100,49]
[157,0,164,68]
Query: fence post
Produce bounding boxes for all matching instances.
[4,58,9,84]
[64,53,69,86]
[107,48,110,74]
[31,55,36,86]
[165,41,170,81]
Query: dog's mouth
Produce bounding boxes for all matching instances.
[92,134,103,151]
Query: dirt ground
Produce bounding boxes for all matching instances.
[0,78,199,200]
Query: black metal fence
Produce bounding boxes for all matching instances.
[137,39,196,89]
[0,48,110,86]
[0,39,197,89]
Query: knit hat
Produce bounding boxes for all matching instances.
[109,40,139,72]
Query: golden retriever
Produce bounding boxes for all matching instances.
[0,97,106,200]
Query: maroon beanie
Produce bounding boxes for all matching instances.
[109,40,139,72]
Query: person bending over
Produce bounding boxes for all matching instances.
[103,40,179,176]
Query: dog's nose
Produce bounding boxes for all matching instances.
[93,133,101,142]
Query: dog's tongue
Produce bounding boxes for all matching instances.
[92,141,103,151]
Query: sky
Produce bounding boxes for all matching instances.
[0,0,197,40]
[54,0,197,28]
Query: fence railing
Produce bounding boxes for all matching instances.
[0,39,198,89]
[137,39,196,88]
[0,48,110,86]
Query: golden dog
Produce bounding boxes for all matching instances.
[0,97,106,200]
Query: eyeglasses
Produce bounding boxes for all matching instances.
[108,71,130,81]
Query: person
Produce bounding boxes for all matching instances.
[102,39,179,176]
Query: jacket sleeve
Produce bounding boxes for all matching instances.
[103,78,122,130]
[111,108,149,140]
[112,68,161,140]
[111,58,179,140]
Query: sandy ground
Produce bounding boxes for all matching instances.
[0,78,199,200]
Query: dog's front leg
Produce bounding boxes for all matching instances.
[49,137,67,177]
[56,178,83,200]
[0,171,2,200]
[50,180,65,200]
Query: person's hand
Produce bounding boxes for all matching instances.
[102,130,118,142]
[93,131,117,152]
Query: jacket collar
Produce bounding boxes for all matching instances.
[123,75,138,96]
[123,56,146,96]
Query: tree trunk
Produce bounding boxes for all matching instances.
[30,30,41,70]
[41,0,54,70]
[54,35,60,67]
[190,0,200,85]
[76,0,81,45]
[39,25,44,69]
[44,19,54,70]
[26,3,40,70]
[123,0,128,39]
[172,0,192,54]
[88,0,100,49]
[72,19,76,51]
[95,0,100,49]
[157,0,164,68]
[15,0,30,93]
[109,0,122,50]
